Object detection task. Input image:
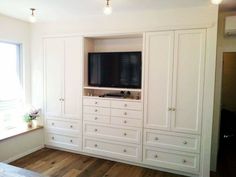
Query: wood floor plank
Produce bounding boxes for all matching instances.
[10,148,189,177]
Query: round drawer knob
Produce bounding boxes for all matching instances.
[70,125,73,128]
[94,129,98,132]
[124,104,127,107]
[94,117,98,120]
[123,133,127,136]
[154,154,158,158]
[52,136,54,140]
[124,120,127,124]
[95,109,98,112]
[182,159,187,163]
[124,112,127,115]
[51,122,54,126]
[70,139,73,143]
[183,141,188,145]
[123,149,127,153]
[155,137,159,141]
[94,144,98,147]
[95,101,98,104]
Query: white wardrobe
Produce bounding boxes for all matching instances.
[43,28,211,177]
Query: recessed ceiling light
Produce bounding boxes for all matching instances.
[29,8,36,23]
[211,0,223,5]
[103,0,112,15]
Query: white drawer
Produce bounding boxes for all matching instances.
[83,114,110,124]
[84,123,141,144]
[144,130,200,153]
[84,138,141,162]
[111,101,142,110]
[111,109,142,119]
[45,132,81,151]
[143,147,199,174]
[83,106,110,116]
[111,117,142,128]
[83,98,110,107]
[46,119,81,131]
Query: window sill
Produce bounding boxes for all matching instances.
[0,125,43,142]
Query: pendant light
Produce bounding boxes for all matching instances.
[103,0,112,15]
[211,0,223,5]
[29,8,36,23]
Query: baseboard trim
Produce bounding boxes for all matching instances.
[3,145,45,163]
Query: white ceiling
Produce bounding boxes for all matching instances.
[0,0,216,23]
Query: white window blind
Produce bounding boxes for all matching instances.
[0,42,23,130]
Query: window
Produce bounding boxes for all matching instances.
[0,41,23,131]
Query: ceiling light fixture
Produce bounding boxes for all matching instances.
[211,0,223,5]
[103,0,112,15]
[29,8,36,23]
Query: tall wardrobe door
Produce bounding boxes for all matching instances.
[44,38,64,116]
[144,31,174,130]
[63,37,83,119]
[171,29,206,134]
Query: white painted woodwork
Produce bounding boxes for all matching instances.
[63,37,83,118]
[144,31,174,130]
[143,147,200,174]
[171,29,206,134]
[44,38,64,116]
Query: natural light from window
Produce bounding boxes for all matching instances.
[0,42,24,131]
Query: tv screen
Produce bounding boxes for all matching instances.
[88,52,142,88]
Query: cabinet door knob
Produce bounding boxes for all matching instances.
[155,137,159,141]
[182,159,187,163]
[168,108,172,111]
[94,144,98,147]
[123,149,127,153]
[59,98,62,101]
[154,154,158,158]
[172,108,176,111]
[183,141,188,145]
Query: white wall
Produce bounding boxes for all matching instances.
[211,11,236,171]
[30,5,219,173]
[0,13,44,162]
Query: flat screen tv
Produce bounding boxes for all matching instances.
[88,52,142,88]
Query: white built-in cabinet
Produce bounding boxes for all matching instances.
[44,36,83,151]
[144,29,206,134]
[43,29,210,177]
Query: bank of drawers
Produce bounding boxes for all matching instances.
[83,97,143,162]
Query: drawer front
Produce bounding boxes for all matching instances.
[144,130,200,153]
[111,117,142,127]
[45,133,81,151]
[46,119,81,132]
[83,98,110,107]
[84,138,141,161]
[83,106,110,116]
[111,101,142,110]
[84,123,141,144]
[83,114,110,124]
[111,109,142,119]
[143,147,199,174]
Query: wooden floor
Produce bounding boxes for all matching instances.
[10,148,186,177]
